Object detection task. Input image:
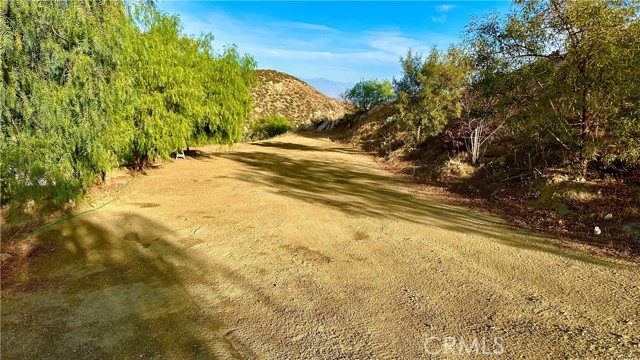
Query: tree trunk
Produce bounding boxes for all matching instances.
[471,127,481,164]
[132,148,143,171]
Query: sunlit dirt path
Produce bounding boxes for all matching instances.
[2,134,639,359]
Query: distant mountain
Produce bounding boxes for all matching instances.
[302,78,355,99]
[251,70,351,125]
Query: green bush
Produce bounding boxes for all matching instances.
[250,115,293,140]
[341,79,394,112]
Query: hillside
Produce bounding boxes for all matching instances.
[251,70,351,126]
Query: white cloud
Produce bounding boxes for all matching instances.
[432,4,455,23]
[436,4,456,12]
[172,10,453,82]
[364,31,431,58]
[277,21,339,33]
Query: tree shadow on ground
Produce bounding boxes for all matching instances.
[185,148,219,161]
[1,213,244,359]
[249,140,362,155]
[219,140,622,267]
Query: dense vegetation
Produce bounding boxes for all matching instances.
[341,79,394,112]
[1,0,255,206]
[466,0,640,176]
[250,114,293,140]
[382,0,640,178]
[394,48,471,146]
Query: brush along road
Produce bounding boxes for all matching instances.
[2,134,638,359]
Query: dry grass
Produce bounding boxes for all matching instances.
[251,69,351,126]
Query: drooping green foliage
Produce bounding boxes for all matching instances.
[123,5,256,168]
[1,0,256,206]
[468,0,640,175]
[194,46,256,146]
[124,7,197,169]
[250,115,293,140]
[341,79,394,112]
[394,48,473,145]
[1,0,132,205]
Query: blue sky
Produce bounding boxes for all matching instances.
[156,1,511,83]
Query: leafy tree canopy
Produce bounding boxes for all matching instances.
[341,79,394,112]
[394,47,473,145]
[468,0,640,175]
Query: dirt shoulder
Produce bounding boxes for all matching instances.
[372,154,640,260]
[312,113,640,259]
[2,134,639,359]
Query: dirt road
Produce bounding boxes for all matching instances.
[2,134,639,359]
